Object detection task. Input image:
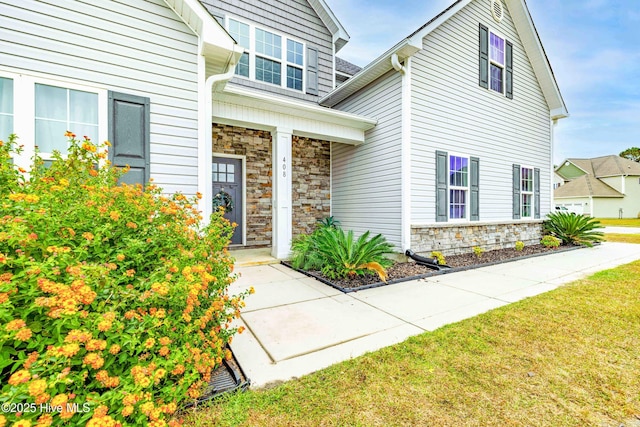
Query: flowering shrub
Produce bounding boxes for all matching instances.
[0,134,251,426]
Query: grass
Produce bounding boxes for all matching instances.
[596,218,640,227]
[605,233,640,244]
[183,260,640,427]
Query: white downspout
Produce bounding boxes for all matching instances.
[199,52,239,225]
[391,53,406,75]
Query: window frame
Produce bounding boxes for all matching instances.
[520,165,534,218]
[0,69,107,171]
[488,29,506,94]
[225,16,306,92]
[448,153,471,222]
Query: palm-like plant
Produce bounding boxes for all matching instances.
[543,212,604,247]
[313,227,394,282]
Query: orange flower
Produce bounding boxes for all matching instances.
[125,269,135,277]
[6,319,26,331]
[109,344,121,355]
[144,338,155,349]
[83,353,105,369]
[158,336,172,346]
[8,369,31,385]
[65,130,75,138]
[15,327,33,341]
[116,254,125,261]
[28,379,47,397]
[109,211,121,221]
[86,339,107,351]
[121,406,134,417]
[126,221,138,229]
[35,413,53,427]
[158,346,169,357]
[98,320,112,332]
[82,232,94,241]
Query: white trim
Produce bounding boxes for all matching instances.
[272,128,293,259]
[520,164,535,218]
[212,152,247,246]
[487,28,507,95]
[0,69,107,171]
[447,152,471,222]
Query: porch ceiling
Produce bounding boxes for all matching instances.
[212,85,377,145]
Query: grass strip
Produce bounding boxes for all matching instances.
[185,260,640,427]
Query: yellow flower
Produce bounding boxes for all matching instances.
[8,369,31,385]
[50,394,68,407]
[6,319,26,331]
[35,414,53,427]
[28,379,47,397]
[11,420,31,427]
[109,344,121,355]
[109,210,121,221]
[121,406,134,417]
[15,327,33,341]
[116,254,126,261]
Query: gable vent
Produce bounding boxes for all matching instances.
[491,0,504,23]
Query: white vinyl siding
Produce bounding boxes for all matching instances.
[0,0,200,196]
[411,0,552,223]
[332,71,403,249]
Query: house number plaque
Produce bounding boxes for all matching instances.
[282,156,287,177]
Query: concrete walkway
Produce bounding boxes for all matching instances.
[227,242,640,388]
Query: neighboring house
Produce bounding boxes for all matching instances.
[1,0,568,258]
[554,156,640,218]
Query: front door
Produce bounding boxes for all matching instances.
[212,157,243,245]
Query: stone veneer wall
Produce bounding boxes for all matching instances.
[212,124,272,247]
[411,221,544,256]
[291,136,331,238]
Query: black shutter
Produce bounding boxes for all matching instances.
[436,150,448,222]
[470,157,480,221]
[512,164,521,219]
[506,40,513,99]
[479,24,489,89]
[108,91,150,186]
[307,47,318,95]
[534,168,541,219]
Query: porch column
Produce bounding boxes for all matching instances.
[271,128,293,259]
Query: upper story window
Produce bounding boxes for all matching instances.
[227,18,305,92]
[449,155,469,220]
[0,77,13,140]
[479,24,513,99]
[228,19,250,78]
[489,32,505,93]
[35,84,99,156]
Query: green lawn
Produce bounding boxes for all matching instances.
[184,260,640,427]
[605,233,640,244]
[597,218,640,227]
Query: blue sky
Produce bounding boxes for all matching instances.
[328,0,640,164]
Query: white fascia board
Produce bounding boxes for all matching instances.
[163,0,242,73]
[218,85,377,143]
[319,39,421,107]
[507,0,569,120]
[308,0,350,53]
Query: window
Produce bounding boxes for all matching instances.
[213,162,235,182]
[226,17,306,92]
[449,155,469,220]
[0,77,13,139]
[228,19,250,78]
[521,167,534,218]
[35,84,99,156]
[286,39,303,90]
[479,24,513,98]
[489,32,505,93]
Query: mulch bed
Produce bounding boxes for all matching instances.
[283,244,582,293]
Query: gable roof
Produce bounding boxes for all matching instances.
[554,174,623,199]
[319,0,568,120]
[308,0,350,53]
[558,155,640,179]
